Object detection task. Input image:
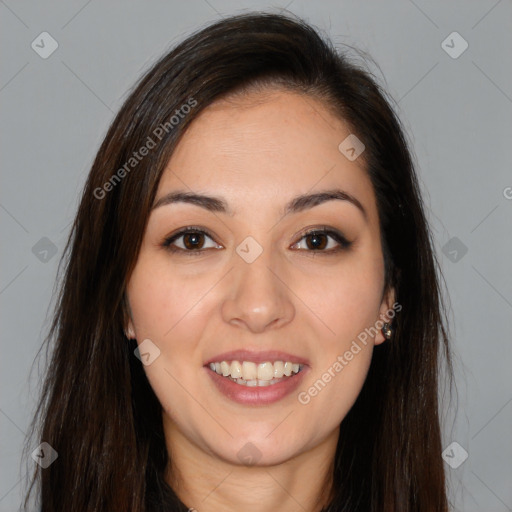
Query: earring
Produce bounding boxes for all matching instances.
[382,322,392,340]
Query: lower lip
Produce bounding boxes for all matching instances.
[205,367,308,405]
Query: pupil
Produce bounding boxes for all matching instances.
[308,234,326,250]
[184,233,203,249]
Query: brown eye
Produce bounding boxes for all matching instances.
[304,233,328,250]
[182,232,205,250]
[292,228,352,253]
[162,228,222,254]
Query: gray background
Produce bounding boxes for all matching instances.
[1,1,511,510]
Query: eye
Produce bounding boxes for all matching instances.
[162,226,351,255]
[162,227,222,254]
[291,227,352,253]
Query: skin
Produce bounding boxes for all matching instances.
[125,88,395,512]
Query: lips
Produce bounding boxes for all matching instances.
[204,350,309,405]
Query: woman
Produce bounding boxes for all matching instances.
[24,12,453,512]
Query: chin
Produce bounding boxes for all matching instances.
[207,432,309,468]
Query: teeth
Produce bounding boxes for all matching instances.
[220,361,230,377]
[230,361,242,378]
[257,362,274,381]
[242,361,257,380]
[274,361,284,378]
[208,359,304,385]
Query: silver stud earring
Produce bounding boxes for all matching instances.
[382,322,392,340]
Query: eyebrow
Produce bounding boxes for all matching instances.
[152,188,367,219]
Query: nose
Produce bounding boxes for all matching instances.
[221,247,295,334]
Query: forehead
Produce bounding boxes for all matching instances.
[157,89,378,222]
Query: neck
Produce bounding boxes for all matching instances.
[164,422,338,512]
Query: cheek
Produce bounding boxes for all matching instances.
[127,255,212,341]
[297,346,373,434]
[297,256,384,344]
[292,253,384,428]
[126,259,213,423]
[126,254,219,393]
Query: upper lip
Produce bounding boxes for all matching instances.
[204,349,309,366]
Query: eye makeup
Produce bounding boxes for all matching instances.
[161,225,353,256]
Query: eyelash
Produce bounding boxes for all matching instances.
[161,225,352,256]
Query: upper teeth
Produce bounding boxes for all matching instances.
[209,360,303,381]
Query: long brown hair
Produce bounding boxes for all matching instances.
[24,12,453,512]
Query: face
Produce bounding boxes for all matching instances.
[125,89,394,467]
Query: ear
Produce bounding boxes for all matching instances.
[374,286,396,346]
[123,293,136,340]
[125,318,136,340]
